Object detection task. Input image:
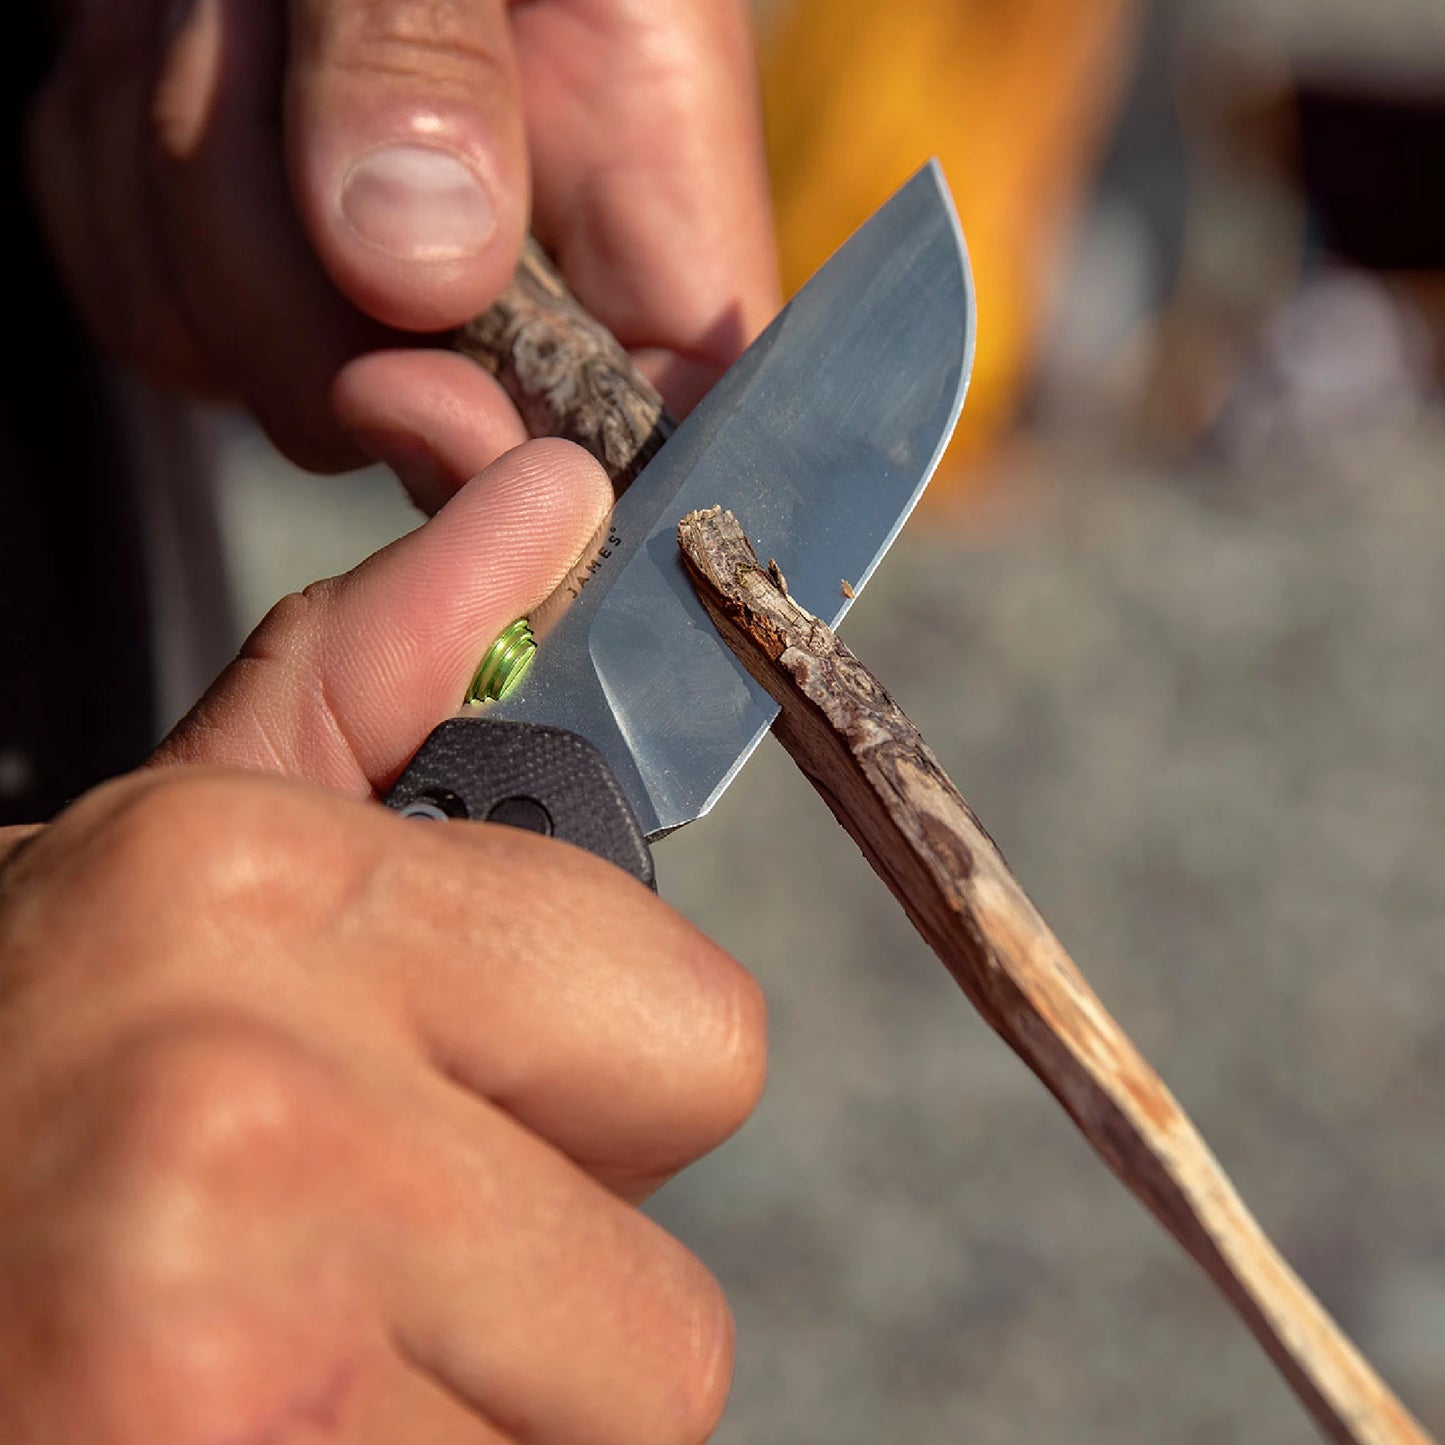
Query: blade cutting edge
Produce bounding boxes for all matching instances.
[488,160,976,838]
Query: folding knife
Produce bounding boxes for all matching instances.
[384,162,976,886]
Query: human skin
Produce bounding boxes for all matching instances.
[0,442,767,1442]
[26,0,779,506]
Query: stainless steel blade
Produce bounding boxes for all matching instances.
[487,160,975,839]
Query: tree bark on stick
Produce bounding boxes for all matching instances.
[677,504,1431,1445]
[452,236,675,494]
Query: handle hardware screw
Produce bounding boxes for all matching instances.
[467,618,536,704]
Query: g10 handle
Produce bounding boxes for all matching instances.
[384,718,655,890]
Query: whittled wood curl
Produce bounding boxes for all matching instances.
[678,504,1432,1445]
[453,236,676,493]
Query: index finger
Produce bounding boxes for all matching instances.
[512,0,780,413]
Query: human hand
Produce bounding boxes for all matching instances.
[27,0,778,498]
[0,441,766,1442]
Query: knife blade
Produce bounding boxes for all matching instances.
[385,161,976,882]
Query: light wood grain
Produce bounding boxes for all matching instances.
[678,504,1433,1445]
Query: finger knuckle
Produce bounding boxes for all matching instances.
[92,1016,332,1208]
[557,856,769,1152]
[605,1221,735,1445]
[85,773,303,918]
[38,774,343,974]
[668,1257,735,1444]
[675,940,768,1146]
[305,0,513,95]
[83,770,237,875]
[597,1232,735,1445]
[7,774,211,930]
[713,960,768,1126]
[244,583,332,664]
[0,1020,350,1437]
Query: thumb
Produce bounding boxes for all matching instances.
[151,439,611,793]
[284,0,527,332]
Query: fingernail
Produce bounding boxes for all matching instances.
[340,145,495,261]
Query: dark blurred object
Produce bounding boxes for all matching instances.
[0,6,157,824]
[1299,86,1445,271]
[1107,18,1445,460]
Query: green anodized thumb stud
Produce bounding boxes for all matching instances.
[467,618,536,704]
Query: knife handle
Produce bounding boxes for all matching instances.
[452,235,678,495]
[384,718,655,890]
[390,246,668,886]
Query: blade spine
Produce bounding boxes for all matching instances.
[518,159,964,636]
[825,178,977,630]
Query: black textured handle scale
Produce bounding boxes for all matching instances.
[385,718,655,889]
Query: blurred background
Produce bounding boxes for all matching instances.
[154,0,1445,1437]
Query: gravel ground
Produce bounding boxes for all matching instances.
[647,412,1445,1443]
[216,398,1445,1441]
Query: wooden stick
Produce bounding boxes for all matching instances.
[452,236,675,495]
[677,505,1432,1445]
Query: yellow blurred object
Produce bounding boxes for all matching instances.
[760,0,1139,487]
